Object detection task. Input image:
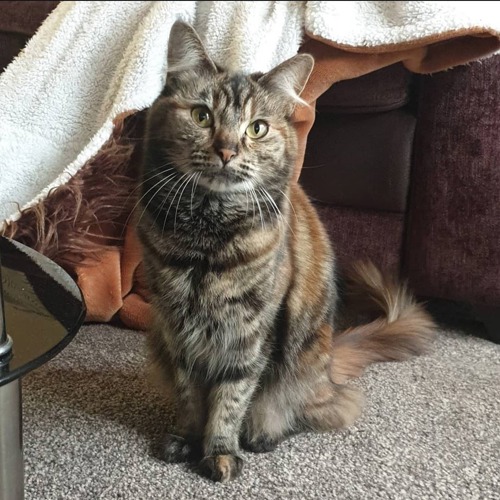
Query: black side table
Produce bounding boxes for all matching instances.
[0,237,86,500]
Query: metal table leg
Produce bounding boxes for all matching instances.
[0,238,85,500]
[0,378,24,500]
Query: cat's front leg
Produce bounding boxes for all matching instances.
[199,377,258,483]
[162,366,206,463]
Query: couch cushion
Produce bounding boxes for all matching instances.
[300,108,416,213]
[317,63,413,114]
[315,204,404,275]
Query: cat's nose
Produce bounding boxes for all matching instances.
[217,148,237,164]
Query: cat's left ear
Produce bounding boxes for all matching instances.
[167,20,217,75]
[258,54,314,102]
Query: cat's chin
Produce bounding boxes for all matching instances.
[197,175,254,194]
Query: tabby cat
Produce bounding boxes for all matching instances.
[136,20,435,483]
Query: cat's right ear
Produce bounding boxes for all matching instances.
[167,20,217,75]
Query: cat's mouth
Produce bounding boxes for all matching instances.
[189,164,254,193]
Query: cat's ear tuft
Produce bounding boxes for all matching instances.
[259,54,314,105]
[167,20,217,74]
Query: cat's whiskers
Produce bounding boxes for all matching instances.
[126,173,176,228]
[250,188,257,228]
[125,167,176,206]
[162,173,190,237]
[174,172,197,234]
[244,189,250,218]
[250,188,265,232]
[190,172,202,218]
[279,189,297,219]
[243,186,257,228]
[135,174,176,227]
[128,154,193,199]
[128,167,174,197]
[299,163,326,170]
[152,173,180,226]
[122,160,190,232]
[261,187,295,236]
[259,188,282,230]
[258,188,274,229]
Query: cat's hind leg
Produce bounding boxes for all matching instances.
[243,376,363,453]
[300,381,363,433]
[242,378,300,453]
[294,323,364,433]
[243,324,363,452]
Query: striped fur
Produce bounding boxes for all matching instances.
[136,21,436,483]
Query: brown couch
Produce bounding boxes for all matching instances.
[1,3,499,338]
[301,58,500,318]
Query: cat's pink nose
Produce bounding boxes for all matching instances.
[217,148,237,164]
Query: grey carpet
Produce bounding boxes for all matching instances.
[22,321,500,500]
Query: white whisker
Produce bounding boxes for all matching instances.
[279,189,297,219]
[127,168,174,199]
[258,188,273,225]
[251,189,265,231]
[152,172,179,224]
[245,189,250,217]
[262,188,294,236]
[191,172,202,218]
[127,173,175,227]
[174,172,197,234]
[162,173,189,237]
[250,188,256,228]
[135,175,174,227]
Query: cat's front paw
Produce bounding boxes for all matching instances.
[199,454,243,483]
[160,433,201,463]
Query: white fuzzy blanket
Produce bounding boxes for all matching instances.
[1,1,499,228]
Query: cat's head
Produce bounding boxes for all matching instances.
[144,20,313,194]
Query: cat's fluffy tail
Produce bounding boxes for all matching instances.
[331,261,436,384]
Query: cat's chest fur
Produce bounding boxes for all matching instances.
[141,202,286,378]
[155,261,281,380]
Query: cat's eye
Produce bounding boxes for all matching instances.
[246,120,269,139]
[191,106,213,128]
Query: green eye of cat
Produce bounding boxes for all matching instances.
[246,120,269,139]
[191,106,213,128]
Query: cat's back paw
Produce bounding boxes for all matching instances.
[159,433,202,463]
[241,434,279,454]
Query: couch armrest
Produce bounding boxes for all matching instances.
[404,55,500,307]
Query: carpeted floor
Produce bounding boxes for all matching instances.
[22,315,500,500]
